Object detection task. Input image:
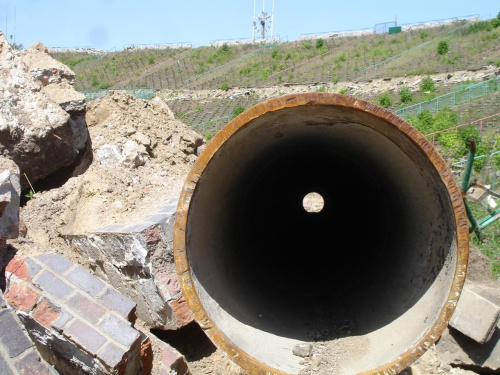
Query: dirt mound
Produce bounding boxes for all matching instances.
[15,91,203,264]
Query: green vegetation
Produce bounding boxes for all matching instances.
[232,105,245,118]
[437,41,449,55]
[407,108,497,172]
[399,87,413,103]
[378,92,392,108]
[315,38,324,49]
[420,76,435,92]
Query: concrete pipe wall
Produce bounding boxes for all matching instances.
[174,93,469,375]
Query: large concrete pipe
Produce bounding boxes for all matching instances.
[174,93,469,375]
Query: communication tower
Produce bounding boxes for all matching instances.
[253,0,275,41]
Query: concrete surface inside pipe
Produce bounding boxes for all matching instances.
[176,94,468,375]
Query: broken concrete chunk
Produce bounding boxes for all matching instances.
[450,286,500,344]
[0,158,20,239]
[293,343,312,358]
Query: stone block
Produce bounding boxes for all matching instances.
[33,271,72,300]
[98,287,137,321]
[0,158,20,239]
[64,319,106,356]
[450,286,500,343]
[67,293,106,324]
[66,265,106,296]
[97,342,128,369]
[0,309,33,357]
[98,315,140,347]
[36,253,73,275]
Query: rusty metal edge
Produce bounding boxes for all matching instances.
[173,92,469,375]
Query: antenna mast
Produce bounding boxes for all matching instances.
[253,0,272,40]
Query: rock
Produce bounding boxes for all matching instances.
[0,32,88,190]
[0,158,20,239]
[132,132,151,148]
[66,197,193,330]
[438,326,500,371]
[22,42,76,86]
[121,140,148,168]
[96,145,122,166]
[293,343,312,358]
[449,286,500,344]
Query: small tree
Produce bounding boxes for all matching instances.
[421,76,435,92]
[378,93,392,108]
[437,41,449,55]
[399,87,413,103]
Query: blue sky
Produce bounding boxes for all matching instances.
[1,1,499,50]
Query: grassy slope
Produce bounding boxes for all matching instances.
[52,19,500,91]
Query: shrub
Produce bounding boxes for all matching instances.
[378,93,392,108]
[271,49,279,58]
[420,31,428,39]
[220,83,229,91]
[315,38,324,49]
[148,57,155,64]
[284,53,292,60]
[437,41,449,55]
[420,76,435,92]
[399,87,413,103]
[303,42,312,49]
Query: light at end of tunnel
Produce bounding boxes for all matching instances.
[302,192,324,213]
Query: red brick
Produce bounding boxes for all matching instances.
[141,336,153,375]
[6,257,29,281]
[159,342,189,375]
[169,296,194,327]
[6,281,39,313]
[32,299,60,329]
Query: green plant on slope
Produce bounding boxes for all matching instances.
[378,93,392,108]
[232,105,245,118]
[437,41,449,55]
[399,87,413,104]
[420,76,435,93]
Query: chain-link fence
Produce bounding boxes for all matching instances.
[80,88,156,101]
[396,76,500,118]
[190,115,232,138]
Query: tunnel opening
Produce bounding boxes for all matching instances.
[177,95,467,375]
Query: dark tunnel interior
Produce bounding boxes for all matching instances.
[184,104,458,373]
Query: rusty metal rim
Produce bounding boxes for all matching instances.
[173,92,469,375]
